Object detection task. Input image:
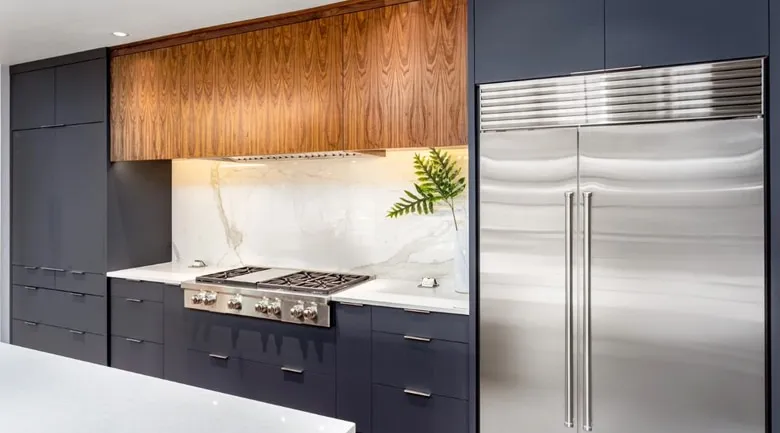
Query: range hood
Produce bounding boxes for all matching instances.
[215,150,386,162]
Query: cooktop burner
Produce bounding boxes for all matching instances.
[259,271,371,294]
[196,266,269,284]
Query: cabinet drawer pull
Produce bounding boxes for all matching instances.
[24,286,37,291]
[125,298,143,303]
[404,389,431,398]
[125,279,143,283]
[69,292,85,297]
[164,283,180,287]
[40,267,65,272]
[404,335,431,343]
[125,338,143,344]
[23,321,37,326]
[40,124,66,129]
[208,354,229,360]
[403,308,431,314]
[23,266,38,270]
[70,270,85,275]
[340,302,364,307]
[281,367,304,374]
[68,329,85,335]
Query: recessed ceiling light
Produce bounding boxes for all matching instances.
[112,32,129,37]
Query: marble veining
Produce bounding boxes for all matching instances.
[172,149,468,280]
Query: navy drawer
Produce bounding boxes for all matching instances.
[371,306,468,343]
[111,336,164,378]
[372,331,468,400]
[372,384,468,433]
[186,310,336,375]
[110,296,164,343]
[12,320,107,365]
[244,359,337,417]
[12,285,106,335]
[111,278,166,302]
[56,272,106,296]
[12,265,55,289]
[185,349,244,396]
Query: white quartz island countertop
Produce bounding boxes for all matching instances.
[332,279,469,315]
[107,261,240,285]
[0,343,355,433]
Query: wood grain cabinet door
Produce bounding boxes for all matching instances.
[343,0,467,150]
[111,17,343,161]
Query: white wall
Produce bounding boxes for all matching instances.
[0,64,9,343]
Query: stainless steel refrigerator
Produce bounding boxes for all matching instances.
[478,58,766,433]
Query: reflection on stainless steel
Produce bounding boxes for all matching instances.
[479,116,765,433]
[480,58,763,131]
[480,127,579,433]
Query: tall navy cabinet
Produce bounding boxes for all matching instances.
[9,49,172,365]
[473,0,604,83]
[605,0,768,69]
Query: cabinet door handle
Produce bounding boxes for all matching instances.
[23,266,38,270]
[40,267,64,272]
[24,286,37,291]
[69,292,85,297]
[70,270,85,275]
[281,367,304,374]
[23,321,37,326]
[40,124,66,129]
[403,308,431,315]
[125,298,143,303]
[403,335,431,343]
[125,338,143,344]
[208,354,229,360]
[403,389,431,398]
[68,329,85,335]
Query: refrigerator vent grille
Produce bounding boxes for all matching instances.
[479,58,764,132]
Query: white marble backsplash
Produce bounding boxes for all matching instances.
[172,149,468,280]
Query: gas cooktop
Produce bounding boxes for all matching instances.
[182,266,373,327]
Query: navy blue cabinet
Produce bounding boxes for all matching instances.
[474,0,604,83]
[10,68,55,130]
[605,0,768,69]
[336,303,373,433]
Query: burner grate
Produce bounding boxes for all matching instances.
[196,266,269,284]
[259,271,370,294]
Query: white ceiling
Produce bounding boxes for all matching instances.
[0,0,338,65]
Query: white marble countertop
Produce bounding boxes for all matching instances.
[0,343,355,433]
[107,263,469,315]
[332,279,469,315]
[107,261,238,285]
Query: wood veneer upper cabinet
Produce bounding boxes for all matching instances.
[111,16,343,161]
[342,0,467,150]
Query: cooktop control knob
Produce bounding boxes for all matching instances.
[268,299,282,316]
[290,304,305,319]
[254,298,269,314]
[227,295,242,311]
[203,291,218,306]
[191,292,206,304]
[303,305,318,321]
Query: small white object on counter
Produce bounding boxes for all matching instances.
[0,343,355,433]
[107,261,239,285]
[332,279,469,315]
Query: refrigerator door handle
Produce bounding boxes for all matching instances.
[583,191,593,431]
[564,191,575,428]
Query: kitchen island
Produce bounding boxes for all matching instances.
[0,342,355,433]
